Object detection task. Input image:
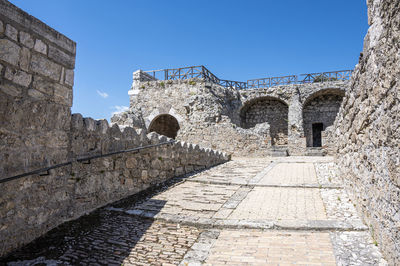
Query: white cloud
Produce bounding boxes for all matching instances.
[111,105,129,115]
[97,90,109,98]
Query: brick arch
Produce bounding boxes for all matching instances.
[302,88,345,147]
[148,114,180,139]
[240,96,289,146]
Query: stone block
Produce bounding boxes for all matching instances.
[148,169,159,178]
[0,20,3,33]
[19,47,30,71]
[0,83,22,96]
[4,67,32,87]
[126,157,137,169]
[71,113,84,130]
[64,69,74,87]
[34,39,47,54]
[30,53,62,81]
[175,167,184,176]
[30,18,76,55]
[19,31,34,48]
[48,45,75,68]
[5,24,18,41]
[96,119,109,134]
[32,75,55,95]
[27,88,47,100]
[83,117,96,131]
[141,170,148,180]
[53,84,72,106]
[0,39,21,66]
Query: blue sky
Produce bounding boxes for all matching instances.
[10,0,369,120]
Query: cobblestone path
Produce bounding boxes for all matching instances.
[2,157,387,265]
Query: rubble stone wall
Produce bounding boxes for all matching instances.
[334,0,400,263]
[240,98,289,145]
[122,78,271,156]
[120,75,349,156]
[303,94,343,147]
[0,0,229,257]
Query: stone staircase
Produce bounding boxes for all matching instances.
[269,146,288,157]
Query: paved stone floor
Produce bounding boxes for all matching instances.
[1,157,388,265]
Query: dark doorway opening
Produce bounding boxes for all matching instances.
[312,123,323,147]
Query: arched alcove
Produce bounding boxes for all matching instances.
[302,89,345,147]
[148,114,180,139]
[240,96,289,146]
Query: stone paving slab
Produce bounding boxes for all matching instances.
[189,158,270,185]
[230,187,327,220]
[204,230,337,265]
[131,182,240,219]
[257,162,318,186]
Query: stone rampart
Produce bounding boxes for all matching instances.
[334,0,400,263]
[0,0,229,257]
[1,114,229,256]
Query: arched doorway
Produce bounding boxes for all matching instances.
[148,114,180,139]
[240,97,289,146]
[303,90,344,147]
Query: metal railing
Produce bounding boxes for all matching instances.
[0,141,176,184]
[247,75,298,89]
[143,65,353,90]
[144,66,248,89]
[299,70,353,83]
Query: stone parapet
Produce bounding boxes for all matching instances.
[0,113,229,257]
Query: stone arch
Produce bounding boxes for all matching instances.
[240,96,289,146]
[148,114,180,139]
[302,88,345,147]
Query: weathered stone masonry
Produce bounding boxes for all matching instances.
[334,0,400,264]
[0,0,228,257]
[0,0,75,179]
[116,72,349,156]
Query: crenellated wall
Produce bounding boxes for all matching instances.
[0,115,229,257]
[0,0,229,257]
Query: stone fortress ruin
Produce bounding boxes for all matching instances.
[112,66,351,157]
[0,0,399,265]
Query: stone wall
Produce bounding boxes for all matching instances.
[0,0,229,257]
[334,0,400,264]
[119,73,350,156]
[303,94,343,147]
[1,115,229,257]
[0,0,75,179]
[121,76,272,157]
[240,98,288,145]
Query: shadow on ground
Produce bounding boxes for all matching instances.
[0,168,213,265]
